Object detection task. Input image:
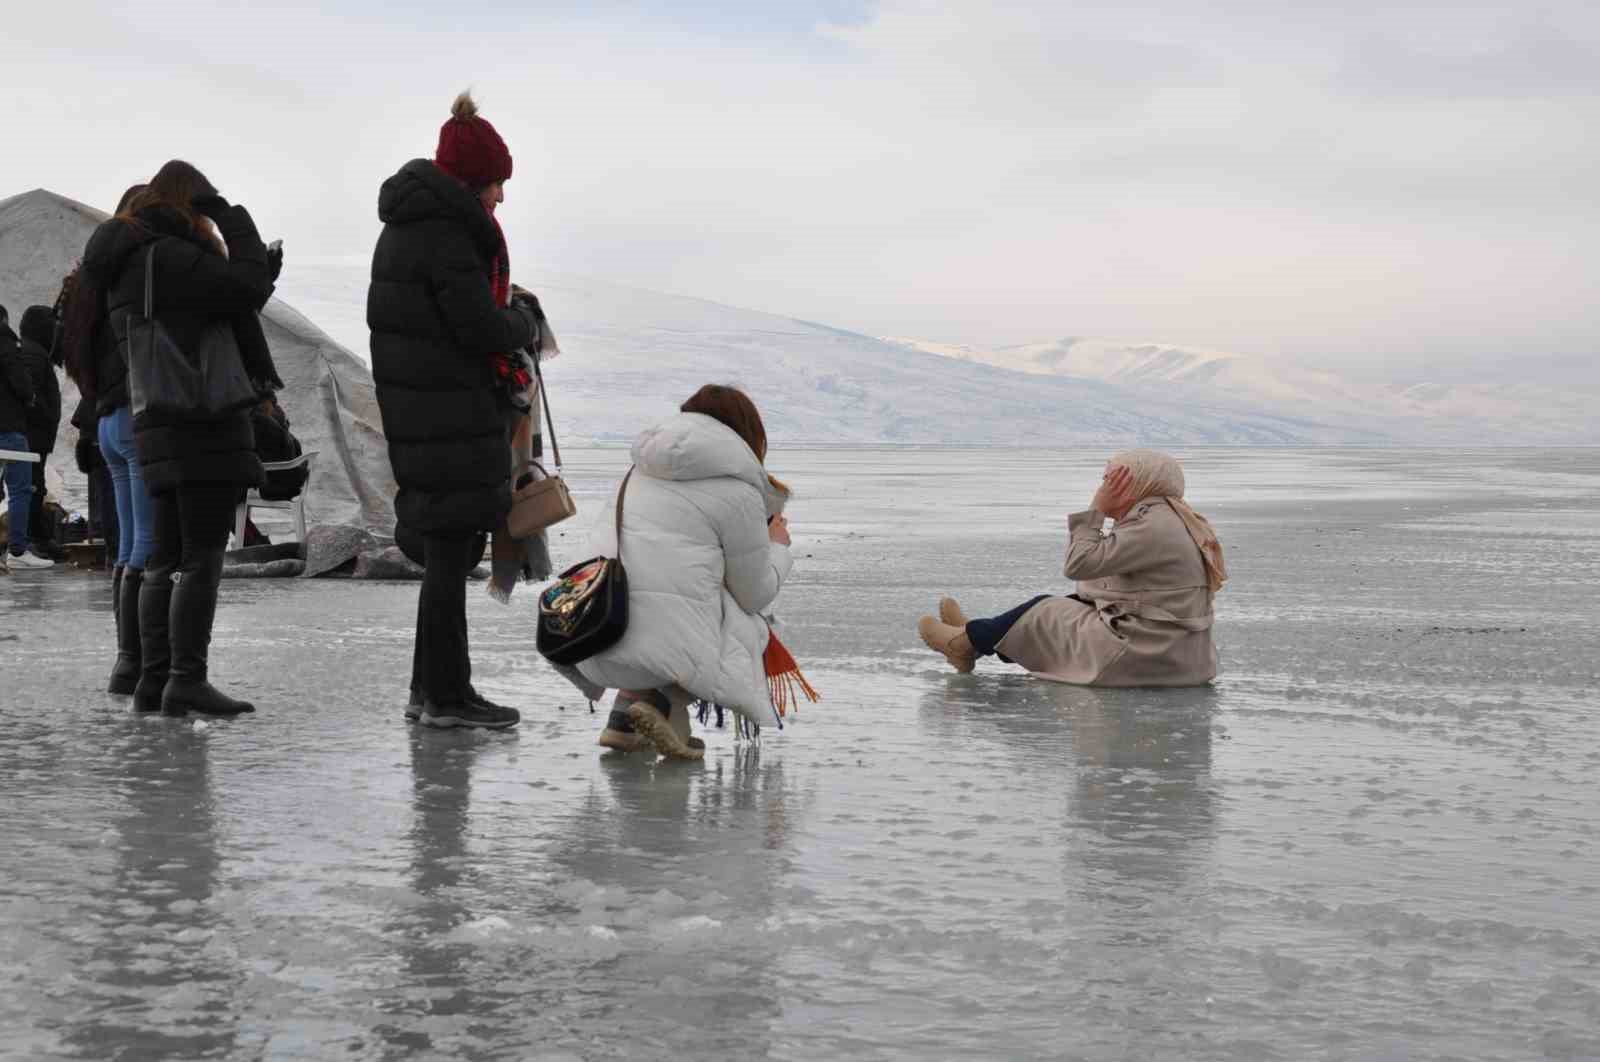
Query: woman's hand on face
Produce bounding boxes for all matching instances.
[768,515,791,547]
[1092,466,1135,516]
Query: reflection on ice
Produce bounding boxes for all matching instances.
[2,448,1598,1060]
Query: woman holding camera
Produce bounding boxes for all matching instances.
[77,160,282,715]
[369,91,540,730]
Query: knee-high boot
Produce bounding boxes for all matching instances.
[161,549,254,716]
[133,565,173,712]
[108,566,143,695]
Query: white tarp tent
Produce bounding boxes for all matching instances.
[0,188,396,537]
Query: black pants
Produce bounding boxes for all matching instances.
[412,533,479,702]
[89,463,119,552]
[966,595,1054,659]
[27,460,50,545]
[148,486,237,576]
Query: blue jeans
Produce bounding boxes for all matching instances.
[1,431,34,555]
[97,406,155,569]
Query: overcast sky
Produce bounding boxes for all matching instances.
[3,1,1595,371]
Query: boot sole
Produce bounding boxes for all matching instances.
[598,727,644,752]
[918,617,976,674]
[625,702,704,761]
[419,711,518,730]
[939,597,968,627]
[162,703,255,717]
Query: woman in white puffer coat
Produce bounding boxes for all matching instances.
[578,385,793,760]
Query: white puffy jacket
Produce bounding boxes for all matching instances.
[575,413,792,726]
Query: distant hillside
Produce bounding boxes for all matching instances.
[276,263,1382,447]
[883,336,1600,445]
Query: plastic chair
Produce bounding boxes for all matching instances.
[234,451,318,547]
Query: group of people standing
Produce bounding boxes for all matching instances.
[0,303,63,569]
[21,89,1228,756]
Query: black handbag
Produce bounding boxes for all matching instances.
[536,468,634,666]
[126,245,259,419]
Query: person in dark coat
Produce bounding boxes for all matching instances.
[0,305,54,568]
[72,394,119,559]
[79,160,283,716]
[369,90,539,730]
[17,306,65,560]
[61,184,152,689]
[251,393,307,501]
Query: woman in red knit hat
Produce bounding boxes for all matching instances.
[368,91,542,729]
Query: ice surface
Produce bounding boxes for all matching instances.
[2,448,1598,1060]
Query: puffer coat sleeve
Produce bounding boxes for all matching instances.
[723,487,793,614]
[430,226,531,357]
[148,205,273,318]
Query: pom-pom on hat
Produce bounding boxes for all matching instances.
[434,91,513,189]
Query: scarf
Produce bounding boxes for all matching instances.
[1108,449,1228,593]
[765,629,819,717]
[485,210,531,394]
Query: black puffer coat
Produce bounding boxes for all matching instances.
[0,313,33,437]
[368,159,535,535]
[82,203,280,495]
[17,307,62,456]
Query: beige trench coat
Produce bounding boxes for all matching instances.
[995,501,1218,687]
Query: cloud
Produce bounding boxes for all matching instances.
[2,0,1596,366]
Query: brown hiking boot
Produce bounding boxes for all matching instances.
[918,616,976,674]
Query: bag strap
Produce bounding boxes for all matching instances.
[531,350,562,472]
[143,244,156,319]
[611,467,630,546]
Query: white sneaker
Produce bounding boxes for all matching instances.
[8,550,55,570]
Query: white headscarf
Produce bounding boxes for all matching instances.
[1108,449,1228,593]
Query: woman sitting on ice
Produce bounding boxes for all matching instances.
[917,449,1226,687]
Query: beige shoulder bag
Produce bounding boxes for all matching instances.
[507,352,578,537]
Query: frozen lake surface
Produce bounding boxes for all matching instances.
[3,448,1598,1061]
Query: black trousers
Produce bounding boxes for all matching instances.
[412,533,479,702]
[90,464,120,554]
[148,486,237,576]
[27,461,50,544]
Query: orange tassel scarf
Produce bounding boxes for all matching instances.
[764,629,819,718]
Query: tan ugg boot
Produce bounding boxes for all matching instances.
[599,690,649,752]
[939,596,968,627]
[625,687,706,761]
[918,616,976,673]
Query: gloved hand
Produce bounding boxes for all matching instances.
[191,193,230,217]
[510,285,542,314]
[266,241,284,281]
[511,298,541,341]
[75,435,97,474]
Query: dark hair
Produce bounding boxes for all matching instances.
[60,182,148,390]
[681,384,767,462]
[119,161,222,254]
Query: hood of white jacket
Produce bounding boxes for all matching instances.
[631,412,767,492]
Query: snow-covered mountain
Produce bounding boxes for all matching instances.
[882,336,1600,445]
[277,262,1377,447]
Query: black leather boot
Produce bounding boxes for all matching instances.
[161,550,254,717]
[107,567,143,695]
[132,565,173,712]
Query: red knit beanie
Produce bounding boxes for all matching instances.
[434,91,513,188]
